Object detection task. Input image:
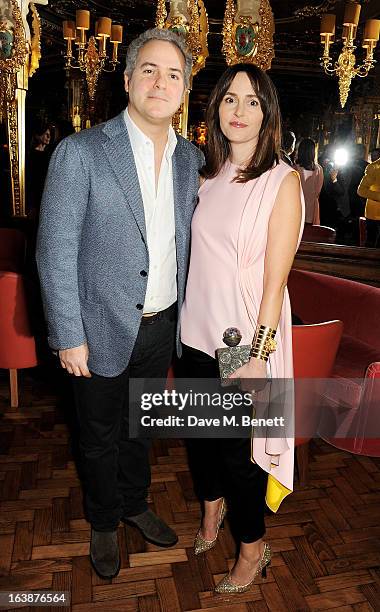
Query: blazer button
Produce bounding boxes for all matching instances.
[136,303,143,310]
[140,270,147,277]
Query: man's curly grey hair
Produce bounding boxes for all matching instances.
[124,28,192,89]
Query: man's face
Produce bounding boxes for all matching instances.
[124,39,186,127]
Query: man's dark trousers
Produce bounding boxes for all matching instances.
[72,304,176,531]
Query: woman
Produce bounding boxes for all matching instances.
[295,138,323,225]
[180,64,304,594]
[27,124,52,219]
[358,154,380,247]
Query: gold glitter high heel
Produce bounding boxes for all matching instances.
[214,542,271,594]
[194,498,227,556]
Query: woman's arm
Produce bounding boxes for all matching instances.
[230,171,303,382]
[358,162,380,202]
[313,166,323,224]
[257,171,303,328]
[316,164,324,196]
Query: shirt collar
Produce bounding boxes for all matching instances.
[124,107,177,159]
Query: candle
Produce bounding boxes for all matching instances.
[76,10,90,30]
[343,2,361,27]
[97,17,112,37]
[63,20,76,39]
[342,25,349,40]
[320,14,336,35]
[363,19,380,41]
[111,24,123,43]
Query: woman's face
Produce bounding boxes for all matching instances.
[40,129,51,145]
[218,72,264,151]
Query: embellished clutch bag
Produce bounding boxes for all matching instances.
[216,327,250,386]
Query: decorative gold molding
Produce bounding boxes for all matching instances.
[0,0,28,217]
[193,0,208,75]
[29,3,42,77]
[7,94,22,216]
[0,0,28,83]
[155,1,209,137]
[155,0,167,29]
[222,0,275,70]
[159,1,209,78]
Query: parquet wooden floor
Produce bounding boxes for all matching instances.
[0,367,380,612]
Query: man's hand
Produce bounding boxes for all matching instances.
[59,343,91,377]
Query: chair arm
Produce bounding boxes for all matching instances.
[365,362,380,378]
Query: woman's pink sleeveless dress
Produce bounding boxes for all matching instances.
[181,159,305,504]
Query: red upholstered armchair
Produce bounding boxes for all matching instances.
[292,321,343,485]
[358,217,367,247]
[302,224,336,244]
[0,272,38,407]
[288,269,380,457]
[0,228,26,272]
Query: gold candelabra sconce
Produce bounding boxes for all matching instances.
[156,0,209,137]
[63,10,123,100]
[320,2,380,108]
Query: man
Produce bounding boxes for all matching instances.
[281,130,296,167]
[36,28,203,579]
[348,143,368,220]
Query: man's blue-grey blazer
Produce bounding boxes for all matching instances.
[36,111,204,377]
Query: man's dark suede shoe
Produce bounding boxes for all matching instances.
[123,509,178,547]
[90,529,120,579]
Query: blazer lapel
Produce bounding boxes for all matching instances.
[102,114,147,243]
[173,139,191,264]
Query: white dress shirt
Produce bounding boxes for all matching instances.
[124,108,177,313]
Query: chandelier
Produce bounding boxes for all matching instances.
[63,10,123,100]
[320,2,380,108]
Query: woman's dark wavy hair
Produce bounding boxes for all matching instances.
[30,123,52,150]
[296,138,316,171]
[203,63,281,183]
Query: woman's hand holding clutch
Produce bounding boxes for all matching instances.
[228,357,267,392]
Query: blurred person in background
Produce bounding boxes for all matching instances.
[295,138,323,225]
[281,130,296,167]
[25,123,54,361]
[358,154,380,248]
[370,148,380,163]
[348,144,368,234]
[27,123,53,221]
[319,147,351,241]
